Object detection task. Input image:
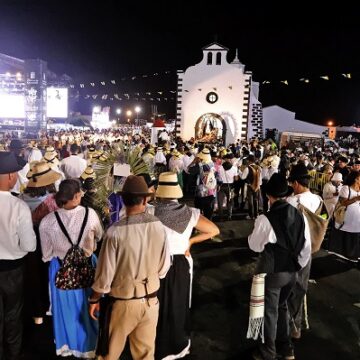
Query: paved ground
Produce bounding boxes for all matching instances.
[23,215,360,359]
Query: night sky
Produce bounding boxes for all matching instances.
[1,0,360,125]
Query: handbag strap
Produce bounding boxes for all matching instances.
[54,207,89,246]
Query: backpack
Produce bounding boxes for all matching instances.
[297,200,328,254]
[54,207,95,290]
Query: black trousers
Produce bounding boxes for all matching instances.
[287,258,312,331]
[0,266,24,360]
[247,187,260,218]
[260,272,296,359]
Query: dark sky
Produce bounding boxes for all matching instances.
[1,0,360,124]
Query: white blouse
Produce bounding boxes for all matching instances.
[336,186,360,233]
[163,207,201,256]
[39,205,103,262]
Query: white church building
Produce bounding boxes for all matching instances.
[176,42,325,144]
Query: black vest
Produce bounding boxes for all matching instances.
[256,200,305,274]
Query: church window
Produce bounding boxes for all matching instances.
[216,52,221,65]
[206,92,218,104]
[207,52,213,65]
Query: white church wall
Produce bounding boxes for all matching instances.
[262,105,326,136]
[177,43,251,144]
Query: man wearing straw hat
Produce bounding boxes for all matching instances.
[0,152,37,359]
[89,175,170,360]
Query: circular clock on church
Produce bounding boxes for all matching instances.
[206,92,218,104]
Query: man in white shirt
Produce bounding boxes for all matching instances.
[60,143,87,179]
[0,152,37,359]
[286,162,322,340]
[249,173,308,360]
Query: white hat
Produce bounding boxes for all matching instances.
[156,172,183,199]
[331,172,343,182]
[198,148,212,164]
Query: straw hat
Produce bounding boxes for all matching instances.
[26,161,40,179]
[198,148,212,164]
[27,161,61,188]
[80,166,96,180]
[46,146,56,153]
[43,151,60,167]
[171,149,181,158]
[156,172,183,199]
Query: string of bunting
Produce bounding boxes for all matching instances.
[69,71,355,89]
[71,70,173,89]
[70,71,354,101]
[261,73,352,85]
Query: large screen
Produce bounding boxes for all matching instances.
[0,94,26,118]
[46,88,68,118]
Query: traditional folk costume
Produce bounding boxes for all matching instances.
[286,164,322,338]
[20,162,61,324]
[91,176,170,360]
[154,173,200,360]
[329,184,360,262]
[322,172,343,218]
[248,174,309,360]
[39,205,103,358]
[0,152,37,359]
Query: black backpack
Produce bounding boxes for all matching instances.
[54,207,95,290]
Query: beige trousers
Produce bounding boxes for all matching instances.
[99,297,159,360]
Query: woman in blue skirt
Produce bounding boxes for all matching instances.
[40,179,103,358]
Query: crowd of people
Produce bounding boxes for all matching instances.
[0,127,359,360]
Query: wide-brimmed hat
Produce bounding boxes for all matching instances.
[43,151,60,167]
[156,172,183,199]
[9,139,25,150]
[46,146,56,153]
[26,161,61,188]
[331,172,343,182]
[118,175,154,196]
[264,173,293,198]
[80,166,96,180]
[171,149,181,158]
[288,163,311,182]
[198,148,212,164]
[0,152,25,174]
[26,161,40,179]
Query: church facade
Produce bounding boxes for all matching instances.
[176,42,262,144]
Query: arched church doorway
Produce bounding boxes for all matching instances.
[195,113,226,144]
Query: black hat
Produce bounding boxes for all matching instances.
[138,173,157,188]
[264,173,293,198]
[9,139,25,150]
[288,163,311,182]
[338,156,348,163]
[0,152,25,174]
